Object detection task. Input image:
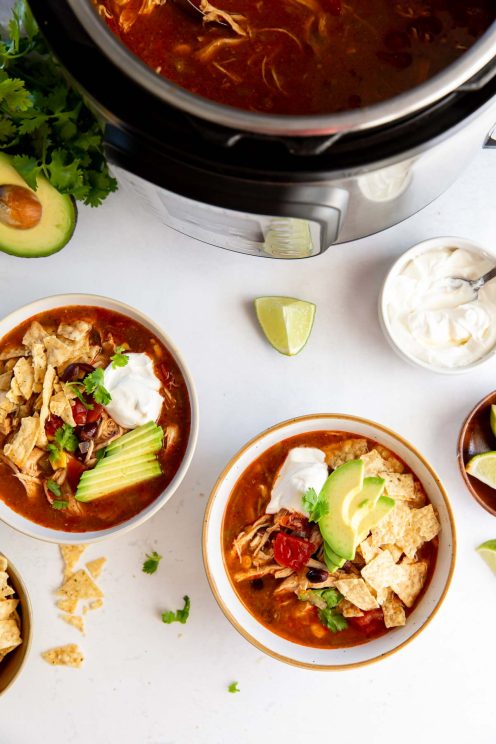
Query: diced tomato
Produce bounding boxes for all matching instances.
[45,415,63,439]
[273,532,314,570]
[66,455,86,491]
[85,402,103,423]
[71,396,102,426]
[348,609,385,636]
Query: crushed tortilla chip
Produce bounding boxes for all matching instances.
[4,415,40,469]
[13,357,34,400]
[371,502,411,547]
[56,597,78,614]
[323,438,369,470]
[380,473,415,501]
[59,614,85,635]
[334,577,379,611]
[390,559,428,608]
[374,445,405,473]
[382,590,406,628]
[383,543,403,563]
[44,336,77,369]
[398,504,441,559]
[57,321,91,342]
[57,569,103,601]
[0,371,12,392]
[49,390,76,427]
[410,481,427,509]
[22,321,48,348]
[337,598,364,617]
[86,558,106,579]
[0,347,27,361]
[361,550,398,592]
[36,364,56,448]
[59,544,87,578]
[360,537,382,564]
[31,343,47,393]
[360,449,390,477]
[0,598,18,621]
[0,617,21,650]
[41,644,84,668]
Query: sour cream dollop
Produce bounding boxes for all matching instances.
[103,352,163,429]
[387,247,496,369]
[266,447,328,517]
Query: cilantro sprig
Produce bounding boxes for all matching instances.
[228,682,240,694]
[111,345,129,369]
[51,499,69,511]
[0,1,117,206]
[83,368,111,406]
[161,596,190,625]
[297,587,347,633]
[142,551,162,575]
[47,479,68,510]
[302,487,328,522]
[47,423,78,466]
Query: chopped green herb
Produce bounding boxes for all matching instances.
[95,448,106,462]
[161,595,190,625]
[68,383,94,410]
[228,682,240,694]
[55,423,78,454]
[83,368,111,406]
[302,486,328,522]
[47,479,61,497]
[297,587,342,612]
[51,500,68,510]
[111,345,129,369]
[318,607,347,633]
[142,551,162,575]
[0,1,117,206]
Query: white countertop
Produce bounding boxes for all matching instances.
[0,147,495,744]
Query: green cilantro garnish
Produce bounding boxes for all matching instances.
[228,682,240,694]
[111,345,129,369]
[55,423,78,454]
[0,1,117,206]
[297,587,346,633]
[318,607,348,633]
[68,383,94,410]
[302,487,328,522]
[83,368,111,406]
[142,551,162,575]
[51,500,68,510]
[47,479,61,497]
[161,596,190,624]
[95,448,106,463]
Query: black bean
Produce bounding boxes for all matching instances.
[306,568,329,583]
[61,363,95,382]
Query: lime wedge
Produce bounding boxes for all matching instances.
[466,451,496,488]
[476,539,496,575]
[254,296,316,356]
[490,405,496,439]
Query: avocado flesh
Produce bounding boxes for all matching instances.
[78,453,159,484]
[0,153,76,257]
[323,542,346,571]
[349,477,385,530]
[318,460,364,560]
[100,432,163,463]
[106,422,162,454]
[76,462,162,501]
[357,496,396,543]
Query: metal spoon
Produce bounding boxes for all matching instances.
[438,265,496,303]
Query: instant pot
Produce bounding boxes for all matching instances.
[30,0,496,258]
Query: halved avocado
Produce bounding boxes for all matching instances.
[349,476,385,530]
[356,496,396,543]
[323,542,346,572]
[0,153,76,257]
[318,460,364,560]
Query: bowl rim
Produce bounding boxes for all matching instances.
[202,412,457,670]
[379,236,496,375]
[457,389,496,516]
[0,292,199,544]
[0,556,33,696]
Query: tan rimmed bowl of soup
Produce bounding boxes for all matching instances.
[0,294,198,543]
[203,414,455,670]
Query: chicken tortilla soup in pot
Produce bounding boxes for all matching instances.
[0,306,190,532]
[223,431,441,648]
[97,0,495,115]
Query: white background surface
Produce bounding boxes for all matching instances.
[0,145,495,743]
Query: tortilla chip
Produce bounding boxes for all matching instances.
[6,376,24,405]
[337,598,364,617]
[56,598,78,614]
[57,569,103,601]
[399,505,441,559]
[335,577,379,611]
[360,537,382,564]
[57,321,91,342]
[13,357,34,400]
[89,599,103,611]
[0,598,18,620]
[380,473,415,501]
[0,347,27,361]
[31,343,47,394]
[4,415,40,469]
[323,438,369,470]
[410,481,427,509]
[382,590,406,628]
[390,560,428,608]
[371,502,411,547]
[375,586,389,605]
[49,390,76,427]
[374,445,405,473]
[383,543,403,563]
[360,449,390,477]
[59,613,85,635]
[361,550,398,592]
[0,572,15,599]
[22,321,48,348]
[0,371,12,391]
[41,644,84,668]
[59,545,87,577]
[37,364,56,447]
[0,556,8,572]
[0,617,21,650]
[86,558,106,579]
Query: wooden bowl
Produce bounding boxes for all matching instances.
[0,557,32,695]
[458,391,496,516]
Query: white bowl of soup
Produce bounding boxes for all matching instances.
[203,414,455,669]
[0,294,198,543]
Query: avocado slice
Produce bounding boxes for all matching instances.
[105,422,162,455]
[100,431,163,464]
[76,461,162,502]
[349,476,385,530]
[356,495,396,543]
[323,542,346,571]
[0,153,76,257]
[318,459,364,560]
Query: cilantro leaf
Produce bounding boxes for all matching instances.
[54,423,78,454]
[142,551,162,575]
[83,368,111,406]
[302,487,328,522]
[228,682,240,694]
[68,383,94,410]
[318,607,347,633]
[47,479,61,497]
[0,115,16,143]
[11,153,40,190]
[111,345,129,369]
[297,587,342,612]
[51,500,68,510]
[161,596,190,625]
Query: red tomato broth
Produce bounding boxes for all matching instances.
[222,431,438,649]
[0,306,191,532]
[98,0,495,115]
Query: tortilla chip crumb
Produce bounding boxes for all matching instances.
[361,550,398,592]
[86,558,106,580]
[41,644,84,668]
[56,569,103,601]
[59,614,85,635]
[382,590,406,628]
[56,598,78,614]
[322,438,369,470]
[337,599,364,617]
[59,545,87,577]
[335,577,379,611]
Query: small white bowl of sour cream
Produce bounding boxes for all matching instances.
[379,237,496,374]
